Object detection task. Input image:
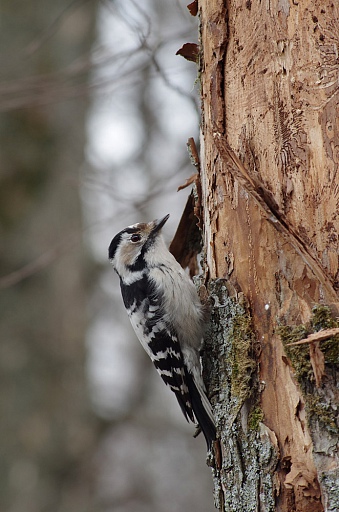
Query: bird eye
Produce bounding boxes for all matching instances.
[130,234,141,243]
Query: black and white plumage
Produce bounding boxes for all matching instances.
[108,214,216,449]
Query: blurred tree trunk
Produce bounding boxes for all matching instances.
[0,2,99,511]
[199,1,339,511]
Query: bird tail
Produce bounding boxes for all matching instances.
[186,371,216,450]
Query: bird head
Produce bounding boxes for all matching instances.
[108,214,170,277]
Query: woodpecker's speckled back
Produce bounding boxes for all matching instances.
[108,214,216,449]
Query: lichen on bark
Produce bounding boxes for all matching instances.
[204,279,277,511]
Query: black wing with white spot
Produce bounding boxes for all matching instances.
[120,274,195,423]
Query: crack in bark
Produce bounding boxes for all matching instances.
[213,133,339,305]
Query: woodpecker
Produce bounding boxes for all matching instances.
[108,214,216,449]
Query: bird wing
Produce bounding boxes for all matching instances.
[120,274,195,423]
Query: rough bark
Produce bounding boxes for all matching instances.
[199,1,339,511]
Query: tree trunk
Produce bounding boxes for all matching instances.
[198,1,339,511]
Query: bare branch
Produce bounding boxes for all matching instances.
[0,234,80,289]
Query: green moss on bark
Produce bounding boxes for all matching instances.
[248,406,264,431]
[311,305,339,365]
[204,280,275,511]
[278,305,339,435]
[230,311,256,403]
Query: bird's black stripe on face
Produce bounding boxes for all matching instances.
[108,227,140,261]
[127,252,147,272]
[126,235,156,272]
[127,225,161,272]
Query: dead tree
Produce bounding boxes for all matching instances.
[193,1,339,511]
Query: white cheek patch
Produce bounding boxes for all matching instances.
[113,235,143,275]
[120,244,142,266]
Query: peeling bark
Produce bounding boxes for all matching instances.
[199,1,339,511]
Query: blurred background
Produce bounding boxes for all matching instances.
[0,1,214,511]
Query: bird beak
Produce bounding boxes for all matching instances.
[151,214,170,234]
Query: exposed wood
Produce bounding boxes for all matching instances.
[199,0,339,510]
[213,135,339,305]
